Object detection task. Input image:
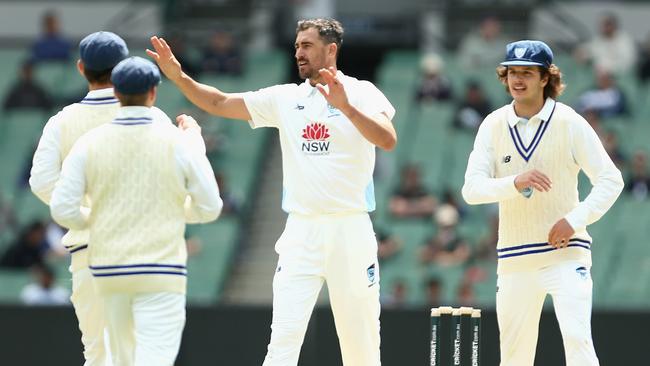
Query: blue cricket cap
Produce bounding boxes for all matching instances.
[500,40,553,68]
[79,31,129,71]
[111,56,161,95]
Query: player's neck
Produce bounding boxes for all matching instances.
[513,97,545,119]
[87,82,113,91]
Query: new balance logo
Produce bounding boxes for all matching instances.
[503,155,511,163]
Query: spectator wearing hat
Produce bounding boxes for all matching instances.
[462,39,623,366]
[420,203,470,267]
[50,56,223,366]
[30,31,132,366]
[414,53,453,104]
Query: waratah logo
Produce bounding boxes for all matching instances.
[301,122,330,155]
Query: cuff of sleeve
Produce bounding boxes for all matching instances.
[502,175,521,198]
[565,208,587,231]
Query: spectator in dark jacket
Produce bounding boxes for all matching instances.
[3,61,53,111]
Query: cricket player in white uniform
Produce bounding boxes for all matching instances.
[147,18,396,365]
[462,40,624,366]
[50,56,223,366]
[30,31,130,366]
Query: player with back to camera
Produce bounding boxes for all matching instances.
[30,31,131,366]
[147,18,396,366]
[462,40,624,366]
[49,56,223,366]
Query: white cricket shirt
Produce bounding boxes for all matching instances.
[243,71,395,215]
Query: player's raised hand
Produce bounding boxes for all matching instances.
[514,169,552,193]
[315,66,350,112]
[146,36,183,82]
[548,218,575,248]
[176,114,201,133]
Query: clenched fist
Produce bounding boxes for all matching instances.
[514,169,552,193]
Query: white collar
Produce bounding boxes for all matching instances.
[507,98,556,127]
[113,106,153,125]
[80,88,117,105]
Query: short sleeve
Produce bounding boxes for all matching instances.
[356,81,396,121]
[242,84,290,129]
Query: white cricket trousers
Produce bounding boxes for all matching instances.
[263,212,381,366]
[102,292,186,366]
[70,252,110,366]
[497,261,599,366]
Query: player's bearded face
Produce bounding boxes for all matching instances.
[295,29,328,80]
[506,66,547,103]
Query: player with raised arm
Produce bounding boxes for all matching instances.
[30,31,129,366]
[147,18,396,366]
[462,40,624,366]
[50,56,223,366]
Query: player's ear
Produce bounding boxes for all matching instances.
[328,43,337,59]
[76,59,84,77]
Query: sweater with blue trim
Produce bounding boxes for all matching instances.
[491,101,592,274]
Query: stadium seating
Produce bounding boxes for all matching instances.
[374,50,650,309]
[0,48,286,304]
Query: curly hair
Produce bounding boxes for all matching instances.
[296,18,344,57]
[496,64,566,99]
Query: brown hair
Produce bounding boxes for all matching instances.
[114,91,149,106]
[296,18,344,58]
[496,64,566,99]
[83,67,113,85]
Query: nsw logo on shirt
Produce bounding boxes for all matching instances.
[301,122,331,155]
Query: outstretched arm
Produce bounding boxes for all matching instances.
[147,36,251,121]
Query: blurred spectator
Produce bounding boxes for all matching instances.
[389,165,437,219]
[583,108,604,137]
[475,213,498,261]
[577,70,627,118]
[3,61,53,112]
[638,32,650,83]
[376,229,402,263]
[216,172,240,215]
[167,33,201,79]
[382,280,408,309]
[0,221,49,268]
[0,193,18,235]
[414,53,452,103]
[425,277,442,307]
[456,279,476,306]
[20,265,70,305]
[576,13,636,75]
[202,30,243,75]
[30,11,71,63]
[626,151,650,201]
[583,109,626,167]
[457,17,509,69]
[452,80,492,131]
[601,130,627,168]
[420,204,470,266]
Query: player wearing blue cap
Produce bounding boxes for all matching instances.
[148,18,395,366]
[50,56,223,366]
[462,40,624,366]
[30,31,130,366]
